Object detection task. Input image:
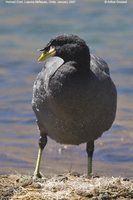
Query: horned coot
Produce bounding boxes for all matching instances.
[32,34,117,178]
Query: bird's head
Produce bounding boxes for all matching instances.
[38,34,90,68]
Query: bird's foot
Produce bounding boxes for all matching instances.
[33,171,44,180]
[87,172,93,179]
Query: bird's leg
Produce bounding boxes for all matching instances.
[33,134,47,179]
[86,140,94,177]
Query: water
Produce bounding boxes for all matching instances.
[0,0,133,178]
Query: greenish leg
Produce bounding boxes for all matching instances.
[86,141,94,177]
[33,135,47,179]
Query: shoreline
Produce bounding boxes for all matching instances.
[0,173,133,200]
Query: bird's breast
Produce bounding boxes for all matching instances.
[32,63,117,145]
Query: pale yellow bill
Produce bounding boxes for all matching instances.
[38,47,56,62]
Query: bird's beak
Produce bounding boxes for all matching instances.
[38,47,56,62]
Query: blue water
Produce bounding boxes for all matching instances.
[0,0,133,178]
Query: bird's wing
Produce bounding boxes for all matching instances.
[43,56,64,73]
[38,56,64,92]
[90,54,110,75]
[32,56,64,105]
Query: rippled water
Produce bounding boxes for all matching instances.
[0,0,133,178]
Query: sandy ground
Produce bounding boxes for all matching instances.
[0,173,133,200]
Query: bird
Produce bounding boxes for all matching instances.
[32,34,117,178]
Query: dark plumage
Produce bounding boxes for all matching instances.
[32,34,117,178]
